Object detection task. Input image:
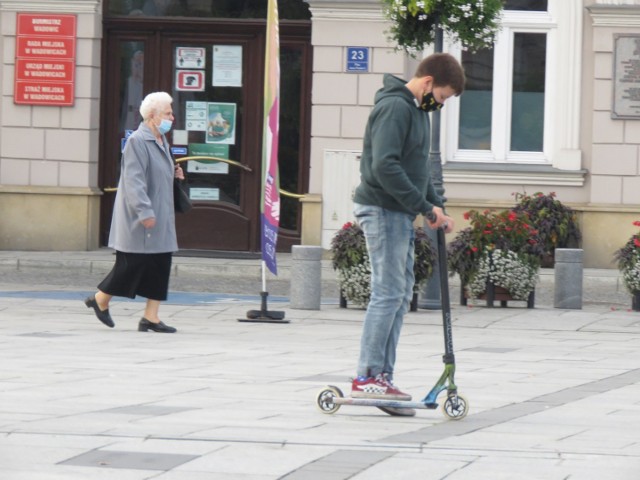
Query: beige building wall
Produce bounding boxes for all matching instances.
[1,0,639,268]
[305,0,640,269]
[582,1,640,266]
[0,0,102,250]
[306,0,414,247]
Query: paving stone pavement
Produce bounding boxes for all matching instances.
[0,250,639,479]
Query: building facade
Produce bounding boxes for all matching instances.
[0,0,639,268]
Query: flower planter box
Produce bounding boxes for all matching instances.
[340,290,420,312]
[461,283,535,309]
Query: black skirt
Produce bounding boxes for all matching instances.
[98,251,172,301]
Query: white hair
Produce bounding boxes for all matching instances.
[139,91,172,121]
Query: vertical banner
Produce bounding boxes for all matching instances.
[261,0,281,275]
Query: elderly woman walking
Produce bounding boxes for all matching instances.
[85,91,183,333]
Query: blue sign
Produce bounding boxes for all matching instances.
[346,47,369,72]
[171,146,188,156]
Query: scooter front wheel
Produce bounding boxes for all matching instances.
[316,385,343,414]
[442,393,469,420]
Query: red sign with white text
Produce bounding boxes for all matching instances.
[17,14,76,37]
[17,36,75,59]
[14,13,76,106]
[15,82,74,106]
[16,58,75,82]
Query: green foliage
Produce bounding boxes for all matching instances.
[447,208,542,299]
[512,191,581,256]
[330,222,368,271]
[614,221,640,294]
[381,0,504,56]
[331,222,436,306]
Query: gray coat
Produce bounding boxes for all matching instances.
[108,123,178,253]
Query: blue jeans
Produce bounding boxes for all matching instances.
[354,203,415,380]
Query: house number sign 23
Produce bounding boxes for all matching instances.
[346,47,369,72]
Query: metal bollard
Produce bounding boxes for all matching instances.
[554,248,583,309]
[289,245,323,310]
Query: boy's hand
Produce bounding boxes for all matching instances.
[426,206,455,233]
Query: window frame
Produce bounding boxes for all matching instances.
[442,0,583,173]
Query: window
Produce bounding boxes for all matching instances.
[446,0,559,165]
[107,0,311,19]
[504,0,548,11]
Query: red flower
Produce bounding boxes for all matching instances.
[508,211,517,222]
[634,237,640,248]
[463,211,471,220]
[342,222,353,230]
[633,221,640,227]
[471,246,478,252]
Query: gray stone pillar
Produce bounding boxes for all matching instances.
[554,249,583,309]
[289,245,323,310]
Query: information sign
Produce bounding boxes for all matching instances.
[14,13,76,106]
[346,47,369,72]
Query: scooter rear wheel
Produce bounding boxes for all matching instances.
[442,393,469,420]
[316,385,343,414]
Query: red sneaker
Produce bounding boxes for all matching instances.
[351,374,411,401]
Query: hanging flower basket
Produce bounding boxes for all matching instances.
[381,0,504,55]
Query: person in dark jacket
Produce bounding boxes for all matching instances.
[85,91,183,333]
[351,53,465,415]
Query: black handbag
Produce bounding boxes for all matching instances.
[173,178,192,213]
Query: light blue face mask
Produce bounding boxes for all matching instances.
[157,118,172,135]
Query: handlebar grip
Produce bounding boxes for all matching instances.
[426,210,448,230]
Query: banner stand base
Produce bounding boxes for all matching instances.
[238,291,288,323]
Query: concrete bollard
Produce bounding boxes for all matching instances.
[554,248,583,309]
[289,245,323,310]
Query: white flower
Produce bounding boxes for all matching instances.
[622,261,640,294]
[337,254,372,308]
[467,249,538,301]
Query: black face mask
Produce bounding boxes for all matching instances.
[420,92,443,112]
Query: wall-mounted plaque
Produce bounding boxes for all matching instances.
[613,34,640,119]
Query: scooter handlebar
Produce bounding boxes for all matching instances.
[426,211,447,230]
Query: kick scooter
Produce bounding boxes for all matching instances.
[316,221,469,420]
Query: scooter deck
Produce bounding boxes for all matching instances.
[333,396,438,410]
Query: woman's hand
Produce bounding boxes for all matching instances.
[141,217,156,229]
[174,164,185,180]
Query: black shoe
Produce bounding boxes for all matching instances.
[84,296,115,328]
[377,406,417,417]
[138,318,176,333]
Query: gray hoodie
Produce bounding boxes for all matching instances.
[353,74,443,216]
